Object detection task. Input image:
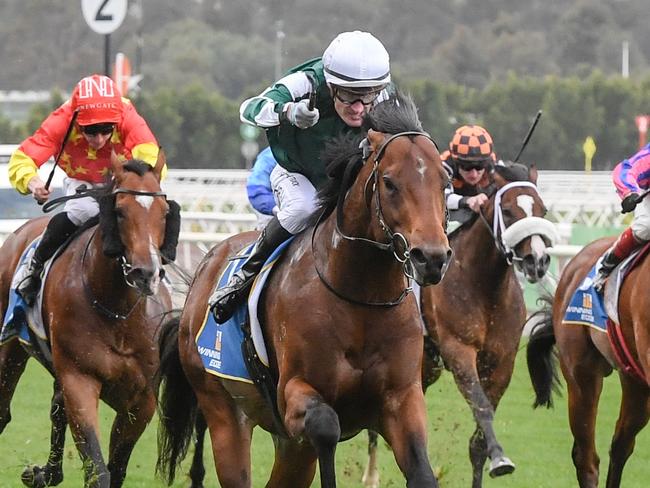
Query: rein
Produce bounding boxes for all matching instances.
[311,130,434,307]
[81,227,144,320]
[477,180,549,265]
[79,186,168,320]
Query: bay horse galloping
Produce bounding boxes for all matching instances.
[0,154,174,487]
[157,93,452,488]
[422,163,554,487]
[527,235,650,488]
[363,163,555,488]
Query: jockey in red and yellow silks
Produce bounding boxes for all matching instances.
[9,89,160,194]
[9,74,169,307]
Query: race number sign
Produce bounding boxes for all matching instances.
[81,0,128,35]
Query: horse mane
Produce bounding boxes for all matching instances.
[314,90,424,220]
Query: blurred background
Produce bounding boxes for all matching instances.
[1,0,648,280]
[1,0,650,170]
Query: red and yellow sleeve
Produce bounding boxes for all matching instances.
[8,149,39,194]
[8,103,72,194]
[121,100,166,178]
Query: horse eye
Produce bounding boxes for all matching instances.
[114,207,125,220]
[382,176,397,193]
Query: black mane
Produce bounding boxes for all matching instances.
[315,90,423,219]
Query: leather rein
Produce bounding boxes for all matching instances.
[72,187,168,320]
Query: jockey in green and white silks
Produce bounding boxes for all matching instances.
[210,30,392,323]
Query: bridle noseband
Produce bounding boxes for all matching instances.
[478,180,556,265]
[84,186,168,319]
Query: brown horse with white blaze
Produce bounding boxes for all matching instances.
[0,153,175,487]
[363,162,556,488]
[156,92,452,488]
[527,235,650,488]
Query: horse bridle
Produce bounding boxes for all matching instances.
[313,130,441,307]
[478,181,555,265]
[82,187,168,320]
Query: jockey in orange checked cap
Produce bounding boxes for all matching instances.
[8,74,170,307]
[443,125,496,217]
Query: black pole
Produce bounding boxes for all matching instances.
[104,34,111,76]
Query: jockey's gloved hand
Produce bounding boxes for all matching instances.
[283,100,320,129]
[621,192,641,213]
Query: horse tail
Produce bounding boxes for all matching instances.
[526,294,561,409]
[156,315,198,484]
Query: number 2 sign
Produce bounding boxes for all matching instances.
[81,0,128,35]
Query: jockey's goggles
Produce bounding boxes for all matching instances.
[456,159,489,172]
[333,86,382,106]
[80,123,115,136]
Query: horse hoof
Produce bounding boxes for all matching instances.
[488,457,515,478]
[21,465,63,487]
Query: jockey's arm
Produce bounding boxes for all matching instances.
[240,72,314,128]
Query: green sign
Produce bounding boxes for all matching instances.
[240,123,259,141]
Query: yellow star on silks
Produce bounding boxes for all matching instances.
[115,153,127,162]
[60,160,73,175]
[70,128,83,145]
[99,167,111,177]
[87,147,98,160]
[110,132,122,144]
[59,152,73,174]
[73,165,89,176]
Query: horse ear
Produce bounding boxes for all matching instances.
[528,163,538,184]
[111,151,124,179]
[367,129,385,153]
[153,148,166,181]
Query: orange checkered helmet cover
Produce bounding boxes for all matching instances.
[448,125,495,163]
[71,74,123,126]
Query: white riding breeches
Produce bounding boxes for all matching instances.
[631,195,650,241]
[62,177,101,226]
[270,164,318,235]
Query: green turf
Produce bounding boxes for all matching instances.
[1,345,649,487]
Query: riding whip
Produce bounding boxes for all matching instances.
[513,110,542,162]
[42,109,78,194]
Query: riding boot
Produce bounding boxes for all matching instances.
[593,227,641,292]
[17,213,79,306]
[210,217,292,323]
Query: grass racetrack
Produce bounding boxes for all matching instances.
[1,343,649,487]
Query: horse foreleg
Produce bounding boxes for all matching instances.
[188,412,207,488]
[0,339,29,434]
[106,392,156,487]
[442,342,514,483]
[362,430,380,488]
[59,373,109,488]
[282,378,334,488]
[605,374,650,488]
[21,381,66,488]
[381,384,439,488]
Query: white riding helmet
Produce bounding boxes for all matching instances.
[322,31,391,89]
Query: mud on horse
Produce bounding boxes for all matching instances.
[156,92,451,488]
[0,152,176,487]
[528,234,650,488]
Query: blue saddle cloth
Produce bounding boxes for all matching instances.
[195,238,293,383]
[563,264,608,331]
[1,239,39,344]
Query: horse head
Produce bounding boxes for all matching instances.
[489,161,557,283]
[99,151,171,295]
[364,127,452,285]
